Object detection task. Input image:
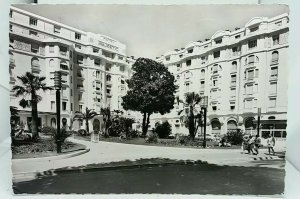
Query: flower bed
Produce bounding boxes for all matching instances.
[12,138,86,159]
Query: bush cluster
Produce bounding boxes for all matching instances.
[224,130,243,145]
[145,131,158,143]
[154,121,172,139]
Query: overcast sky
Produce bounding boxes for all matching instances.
[14,4,289,59]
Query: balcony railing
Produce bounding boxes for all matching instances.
[9,57,15,67]
[271,58,279,65]
[270,75,278,81]
[31,63,41,73]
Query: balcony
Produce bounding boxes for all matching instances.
[269,75,278,82]
[77,73,84,80]
[211,71,220,77]
[77,85,85,92]
[95,87,101,94]
[9,76,16,84]
[230,81,237,88]
[31,63,41,73]
[270,58,279,65]
[245,77,255,84]
[269,92,277,97]
[9,57,16,68]
[60,64,69,75]
[245,63,256,70]
[230,68,237,74]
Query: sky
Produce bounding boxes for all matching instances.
[14,4,289,59]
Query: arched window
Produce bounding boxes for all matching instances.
[244,117,256,134]
[49,59,55,67]
[31,57,40,74]
[50,118,56,127]
[106,74,111,81]
[227,120,237,131]
[201,69,205,78]
[212,64,218,74]
[211,118,221,135]
[232,61,237,72]
[271,51,279,62]
[248,55,255,64]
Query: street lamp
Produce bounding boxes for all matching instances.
[200,96,208,148]
[54,71,62,153]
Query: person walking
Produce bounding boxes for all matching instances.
[253,135,261,155]
[247,135,256,154]
[267,133,276,155]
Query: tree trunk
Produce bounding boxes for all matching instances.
[142,112,147,136]
[145,113,151,134]
[189,106,195,140]
[86,119,89,135]
[31,94,39,140]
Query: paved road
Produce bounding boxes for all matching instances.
[13,160,285,195]
[12,137,284,174]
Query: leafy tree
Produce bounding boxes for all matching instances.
[10,106,19,137]
[177,92,203,140]
[12,72,52,139]
[73,107,99,134]
[122,58,177,136]
[119,117,135,138]
[154,121,172,139]
[100,107,112,136]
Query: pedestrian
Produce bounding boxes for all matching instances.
[248,135,256,154]
[267,133,275,155]
[241,135,249,154]
[253,135,261,155]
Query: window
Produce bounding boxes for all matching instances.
[230,105,235,110]
[255,69,259,78]
[62,102,67,111]
[75,32,81,40]
[107,89,111,94]
[177,64,181,71]
[201,69,205,78]
[273,35,279,45]
[49,45,54,53]
[213,51,220,59]
[49,59,55,67]
[201,56,207,64]
[231,74,236,83]
[186,60,191,66]
[269,82,277,94]
[77,55,83,64]
[70,89,72,96]
[271,51,279,62]
[248,39,257,49]
[179,54,183,58]
[247,70,254,80]
[70,51,73,58]
[75,44,81,49]
[246,84,253,94]
[71,103,73,111]
[269,98,276,107]
[271,66,278,77]
[54,26,61,34]
[254,84,258,93]
[188,49,193,53]
[215,39,222,44]
[275,21,282,27]
[211,90,217,98]
[121,79,125,84]
[29,17,37,26]
[231,61,237,72]
[9,10,13,18]
[79,105,83,112]
[78,94,82,101]
[232,46,240,56]
[120,65,125,71]
[185,71,191,79]
[185,83,190,91]
[212,65,218,74]
[244,99,253,109]
[235,34,240,39]
[200,81,205,88]
[59,46,67,55]
[212,106,217,111]
[230,88,236,96]
[29,30,38,37]
[204,45,208,48]
[106,75,111,82]
[248,55,255,64]
[250,26,259,32]
[93,48,99,53]
[212,79,218,86]
[9,24,13,31]
[31,43,39,53]
[94,59,100,66]
[166,56,170,61]
[51,101,55,110]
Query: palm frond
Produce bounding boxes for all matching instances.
[19,98,31,108]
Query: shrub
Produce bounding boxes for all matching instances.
[78,129,88,136]
[225,130,243,145]
[154,121,172,139]
[41,126,56,136]
[145,131,158,143]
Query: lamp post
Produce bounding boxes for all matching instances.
[257,108,261,137]
[54,71,62,153]
[201,96,208,148]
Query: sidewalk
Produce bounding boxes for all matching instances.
[12,137,284,175]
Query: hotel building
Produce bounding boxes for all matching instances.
[152,14,289,138]
[9,6,135,131]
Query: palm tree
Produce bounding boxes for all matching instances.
[73,107,99,134]
[120,117,135,139]
[100,107,111,136]
[12,72,52,139]
[177,92,202,140]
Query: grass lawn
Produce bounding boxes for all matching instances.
[74,134,242,149]
[12,138,86,159]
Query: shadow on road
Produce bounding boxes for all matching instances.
[13,158,285,195]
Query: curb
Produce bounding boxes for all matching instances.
[12,148,90,162]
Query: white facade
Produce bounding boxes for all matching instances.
[9,6,135,131]
[153,14,289,138]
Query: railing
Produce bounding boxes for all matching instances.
[270,58,279,65]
